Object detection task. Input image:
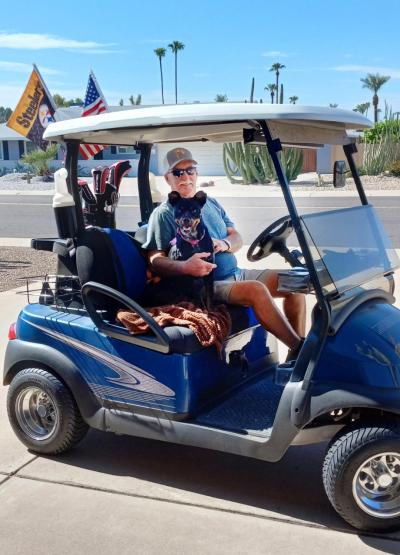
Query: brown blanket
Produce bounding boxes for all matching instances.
[117,302,231,354]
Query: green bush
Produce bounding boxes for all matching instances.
[389,160,400,177]
[22,144,58,177]
[363,119,400,143]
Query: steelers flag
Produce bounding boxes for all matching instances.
[7,64,57,150]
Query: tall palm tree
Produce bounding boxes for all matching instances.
[154,47,166,104]
[289,95,298,105]
[361,73,391,123]
[265,83,277,104]
[168,40,185,104]
[353,102,371,117]
[269,63,285,104]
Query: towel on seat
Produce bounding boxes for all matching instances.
[117,302,231,354]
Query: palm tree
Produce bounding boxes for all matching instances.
[361,73,391,123]
[215,94,228,102]
[269,63,285,104]
[289,95,298,105]
[129,94,142,105]
[353,102,371,117]
[329,103,338,108]
[154,47,166,104]
[264,84,277,104]
[168,40,185,104]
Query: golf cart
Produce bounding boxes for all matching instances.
[4,104,400,532]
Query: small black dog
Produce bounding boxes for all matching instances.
[144,191,214,307]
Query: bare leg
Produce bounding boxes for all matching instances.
[259,270,306,337]
[228,281,300,350]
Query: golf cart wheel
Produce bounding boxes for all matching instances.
[323,421,400,531]
[7,368,89,455]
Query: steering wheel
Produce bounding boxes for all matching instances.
[247,215,294,262]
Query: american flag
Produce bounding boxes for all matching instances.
[79,72,108,159]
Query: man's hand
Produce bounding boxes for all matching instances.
[212,238,230,253]
[183,252,216,277]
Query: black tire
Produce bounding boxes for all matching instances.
[323,421,400,531]
[7,368,89,455]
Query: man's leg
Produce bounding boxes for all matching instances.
[254,270,306,337]
[227,280,301,350]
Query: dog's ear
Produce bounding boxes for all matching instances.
[194,191,207,207]
[168,191,181,206]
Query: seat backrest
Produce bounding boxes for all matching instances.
[76,227,147,300]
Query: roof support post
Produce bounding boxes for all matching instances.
[343,143,368,206]
[137,143,154,225]
[257,119,331,410]
[65,140,85,234]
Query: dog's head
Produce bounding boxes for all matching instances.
[168,191,207,240]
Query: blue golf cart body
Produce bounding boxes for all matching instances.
[4,104,400,532]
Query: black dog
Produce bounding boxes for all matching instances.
[143,191,214,307]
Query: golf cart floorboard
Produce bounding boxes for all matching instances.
[194,373,284,438]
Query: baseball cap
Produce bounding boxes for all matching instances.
[163,147,197,174]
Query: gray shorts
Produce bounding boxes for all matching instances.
[214,268,272,303]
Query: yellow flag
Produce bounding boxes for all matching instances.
[7,65,56,150]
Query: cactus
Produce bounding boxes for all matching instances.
[280,83,284,104]
[250,77,255,103]
[223,142,303,184]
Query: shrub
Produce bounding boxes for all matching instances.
[21,144,58,177]
[363,119,400,143]
[389,160,400,177]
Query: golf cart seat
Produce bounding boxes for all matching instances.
[76,226,260,354]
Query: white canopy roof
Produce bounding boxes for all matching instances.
[43,103,371,147]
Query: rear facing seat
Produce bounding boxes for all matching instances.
[76,227,259,354]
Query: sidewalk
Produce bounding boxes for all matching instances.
[1,253,400,553]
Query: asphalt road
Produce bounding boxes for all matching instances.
[0,195,399,246]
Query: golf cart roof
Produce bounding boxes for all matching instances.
[43,103,371,147]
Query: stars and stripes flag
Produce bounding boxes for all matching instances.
[79,71,108,159]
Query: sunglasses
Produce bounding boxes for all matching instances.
[170,166,197,177]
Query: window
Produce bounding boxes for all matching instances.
[0,142,3,160]
[24,142,35,154]
[116,146,135,154]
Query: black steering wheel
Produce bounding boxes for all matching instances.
[247,215,294,262]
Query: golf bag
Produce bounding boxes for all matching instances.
[79,160,131,228]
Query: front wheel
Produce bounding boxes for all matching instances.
[323,421,400,531]
[7,368,89,455]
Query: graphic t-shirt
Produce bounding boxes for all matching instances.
[143,196,239,280]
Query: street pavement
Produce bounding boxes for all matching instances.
[1,180,400,553]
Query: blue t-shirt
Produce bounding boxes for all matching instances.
[143,197,238,280]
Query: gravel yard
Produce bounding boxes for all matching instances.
[0,247,57,292]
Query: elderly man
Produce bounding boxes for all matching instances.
[143,147,306,359]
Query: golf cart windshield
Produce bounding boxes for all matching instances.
[300,205,400,297]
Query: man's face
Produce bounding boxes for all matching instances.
[165,160,197,198]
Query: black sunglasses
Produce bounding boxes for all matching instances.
[170,166,197,177]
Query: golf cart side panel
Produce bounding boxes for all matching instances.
[13,304,272,417]
[314,300,400,388]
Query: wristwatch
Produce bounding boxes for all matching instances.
[222,238,232,252]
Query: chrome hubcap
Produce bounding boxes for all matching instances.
[15,387,59,441]
[352,452,400,518]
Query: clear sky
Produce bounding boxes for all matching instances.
[0,0,399,116]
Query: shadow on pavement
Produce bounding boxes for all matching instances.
[39,429,349,530]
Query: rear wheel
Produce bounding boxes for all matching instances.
[7,368,89,455]
[323,421,400,531]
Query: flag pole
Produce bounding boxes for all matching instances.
[32,63,58,117]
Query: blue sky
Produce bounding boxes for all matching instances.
[1,0,399,116]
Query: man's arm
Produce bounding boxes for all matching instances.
[212,227,243,253]
[149,250,217,277]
